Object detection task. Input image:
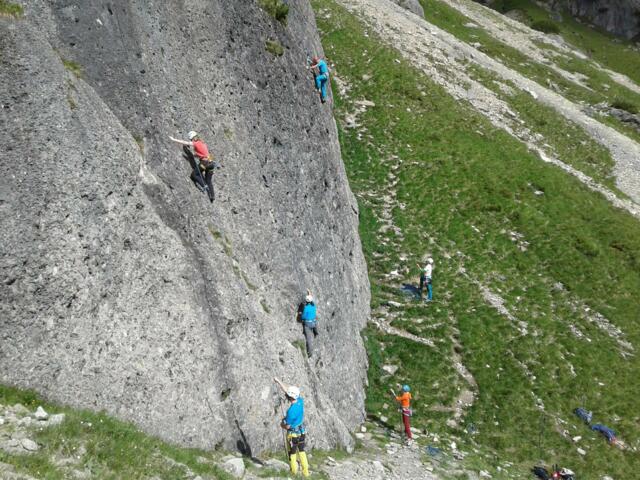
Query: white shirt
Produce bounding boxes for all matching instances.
[423,264,433,278]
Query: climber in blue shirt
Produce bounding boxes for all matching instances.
[309,56,330,103]
[297,290,318,358]
[275,377,310,477]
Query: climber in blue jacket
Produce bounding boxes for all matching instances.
[309,56,330,103]
[298,290,318,358]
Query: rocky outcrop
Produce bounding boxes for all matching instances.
[478,0,640,39]
[0,0,370,454]
[392,0,425,17]
[554,0,640,40]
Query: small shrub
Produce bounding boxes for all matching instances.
[611,97,639,114]
[530,19,560,34]
[62,58,83,78]
[133,135,144,152]
[0,0,23,17]
[259,0,288,25]
[265,39,284,57]
[292,339,306,353]
[260,299,271,314]
[67,93,77,110]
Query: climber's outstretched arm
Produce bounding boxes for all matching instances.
[169,135,193,146]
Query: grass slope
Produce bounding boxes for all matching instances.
[419,0,640,146]
[0,385,235,479]
[314,0,640,477]
[489,0,640,85]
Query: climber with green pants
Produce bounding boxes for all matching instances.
[274,377,310,477]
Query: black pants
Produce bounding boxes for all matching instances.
[288,433,306,453]
[193,165,214,200]
[184,146,214,201]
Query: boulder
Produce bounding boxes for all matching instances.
[34,406,48,421]
[382,365,399,375]
[48,414,66,426]
[221,457,245,478]
[391,0,425,18]
[20,439,39,452]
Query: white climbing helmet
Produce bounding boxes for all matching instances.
[305,294,314,303]
[286,386,300,400]
[427,257,434,264]
[188,130,198,140]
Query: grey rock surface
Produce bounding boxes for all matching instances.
[391,0,425,17]
[0,0,370,454]
[480,0,640,39]
[549,0,640,39]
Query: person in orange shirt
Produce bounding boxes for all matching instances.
[169,131,217,202]
[391,384,413,442]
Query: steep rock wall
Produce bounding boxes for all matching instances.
[0,0,370,454]
[559,0,640,39]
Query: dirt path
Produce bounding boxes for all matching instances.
[320,424,444,479]
[334,0,640,212]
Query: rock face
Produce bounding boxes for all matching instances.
[391,0,425,18]
[556,0,640,39]
[479,0,640,39]
[0,0,370,454]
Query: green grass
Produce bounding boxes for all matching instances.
[292,339,307,354]
[265,39,284,57]
[0,0,22,17]
[418,0,640,150]
[611,97,639,114]
[259,0,289,26]
[314,0,640,477]
[0,384,234,479]
[466,63,620,191]
[530,19,560,34]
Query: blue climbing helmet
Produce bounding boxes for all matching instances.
[402,385,410,392]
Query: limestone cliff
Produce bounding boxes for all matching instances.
[0,0,370,454]
[558,0,640,39]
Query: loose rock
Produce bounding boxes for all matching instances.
[264,458,289,471]
[20,439,38,452]
[221,457,245,478]
[34,406,48,421]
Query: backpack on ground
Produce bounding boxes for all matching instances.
[532,466,550,480]
[591,424,616,443]
[574,407,592,424]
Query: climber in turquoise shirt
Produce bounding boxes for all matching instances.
[310,56,330,103]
